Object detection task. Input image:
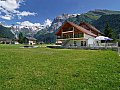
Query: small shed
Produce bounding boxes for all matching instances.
[24,37,37,45]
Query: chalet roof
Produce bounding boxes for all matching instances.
[79,22,102,34]
[56,21,97,37]
[25,37,37,41]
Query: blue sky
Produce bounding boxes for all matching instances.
[0,0,120,26]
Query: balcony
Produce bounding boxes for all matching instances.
[62,31,73,34]
[57,33,84,40]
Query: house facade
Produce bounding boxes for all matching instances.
[55,21,102,48]
[24,37,37,45]
[0,38,12,44]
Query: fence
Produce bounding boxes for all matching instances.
[98,42,118,47]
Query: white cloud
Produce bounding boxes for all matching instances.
[17,11,36,19]
[17,11,36,16]
[4,25,11,27]
[0,0,36,20]
[44,19,52,27]
[17,21,41,27]
[0,15,12,20]
[17,19,52,28]
[0,0,21,12]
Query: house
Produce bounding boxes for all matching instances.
[55,21,102,48]
[24,37,37,45]
[0,38,12,44]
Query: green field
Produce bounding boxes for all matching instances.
[0,44,120,90]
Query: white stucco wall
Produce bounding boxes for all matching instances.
[62,34,95,47]
[84,34,95,47]
[29,41,36,45]
[14,41,19,44]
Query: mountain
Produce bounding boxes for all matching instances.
[12,9,120,40]
[93,14,120,38]
[0,24,14,39]
[48,9,120,33]
[11,25,41,38]
[67,9,120,25]
[34,26,56,43]
[1,9,120,43]
[48,13,79,33]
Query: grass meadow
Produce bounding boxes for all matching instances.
[0,44,120,90]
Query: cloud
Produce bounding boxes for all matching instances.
[17,11,36,16]
[44,19,52,27]
[0,15,12,20]
[0,0,36,20]
[0,0,21,12]
[17,21,41,27]
[17,11,36,19]
[17,19,52,28]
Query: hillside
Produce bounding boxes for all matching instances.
[67,9,120,25]
[93,14,120,38]
[34,27,56,43]
[0,25,14,39]
[11,25,41,38]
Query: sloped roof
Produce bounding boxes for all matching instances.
[79,22,102,34]
[56,21,97,37]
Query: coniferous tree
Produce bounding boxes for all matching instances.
[18,32,24,44]
[104,23,115,39]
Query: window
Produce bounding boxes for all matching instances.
[79,34,84,37]
[81,41,86,46]
[74,33,83,38]
[74,41,77,46]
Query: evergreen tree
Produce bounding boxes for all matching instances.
[104,23,114,39]
[18,32,24,43]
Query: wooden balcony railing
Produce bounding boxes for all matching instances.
[57,33,84,39]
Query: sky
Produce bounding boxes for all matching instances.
[0,0,120,26]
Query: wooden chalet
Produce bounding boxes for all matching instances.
[55,21,102,48]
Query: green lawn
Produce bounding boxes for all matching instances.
[0,44,120,90]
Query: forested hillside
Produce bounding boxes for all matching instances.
[34,29,56,43]
[93,14,120,38]
[67,9,120,25]
[0,25,14,39]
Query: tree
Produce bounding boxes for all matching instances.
[104,23,115,39]
[18,32,24,44]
